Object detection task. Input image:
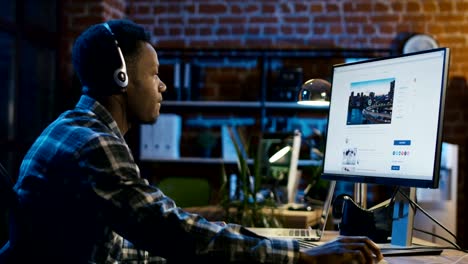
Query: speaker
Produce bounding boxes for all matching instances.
[102,22,128,91]
[333,194,393,243]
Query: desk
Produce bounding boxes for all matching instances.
[317,231,468,264]
[184,205,322,228]
[380,249,467,264]
[185,206,467,263]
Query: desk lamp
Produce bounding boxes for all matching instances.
[295,78,333,206]
[297,79,331,106]
[269,146,291,163]
[297,78,367,207]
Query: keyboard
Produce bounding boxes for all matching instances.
[286,229,312,237]
[256,228,312,237]
[246,227,318,239]
[298,240,443,256]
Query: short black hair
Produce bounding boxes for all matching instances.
[72,19,151,96]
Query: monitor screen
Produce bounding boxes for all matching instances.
[322,48,450,188]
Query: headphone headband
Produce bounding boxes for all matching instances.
[103,22,128,90]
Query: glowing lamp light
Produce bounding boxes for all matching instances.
[297,78,331,106]
[269,146,291,163]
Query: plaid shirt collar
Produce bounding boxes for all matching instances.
[75,95,124,140]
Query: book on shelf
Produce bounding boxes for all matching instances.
[140,114,182,160]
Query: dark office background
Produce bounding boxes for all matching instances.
[1,0,467,247]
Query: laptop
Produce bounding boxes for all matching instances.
[246,180,336,241]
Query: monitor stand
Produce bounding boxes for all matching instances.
[391,187,416,247]
[353,182,367,208]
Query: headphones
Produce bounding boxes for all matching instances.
[102,22,128,91]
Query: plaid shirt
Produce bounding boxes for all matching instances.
[12,95,300,263]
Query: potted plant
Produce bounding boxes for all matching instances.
[219,127,280,227]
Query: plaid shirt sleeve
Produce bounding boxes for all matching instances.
[81,134,300,263]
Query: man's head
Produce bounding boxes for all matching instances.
[72,19,166,124]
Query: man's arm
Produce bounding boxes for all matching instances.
[80,135,300,263]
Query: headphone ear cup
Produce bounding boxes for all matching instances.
[114,68,128,88]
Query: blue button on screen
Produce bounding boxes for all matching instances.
[394,140,411,146]
[391,165,400,170]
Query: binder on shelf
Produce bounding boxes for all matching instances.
[183,63,191,100]
[159,61,181,101]
[140,114,182,160]
[180,62,202,101]
[173,61,181,100]
[222,125,249,162]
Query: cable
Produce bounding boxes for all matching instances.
[397,188,465,251]
[0,163,14,189]
[0,162,18,210]
[0,162,13,184]
[413,227,461,250]
[389,186,399,203]
[398,188,457,241]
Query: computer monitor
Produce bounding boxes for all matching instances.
[322,48,450,189]
[321,48,450,247]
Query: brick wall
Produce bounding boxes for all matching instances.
[61,0,468,246]
[129,1,468,76]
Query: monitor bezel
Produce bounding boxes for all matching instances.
[321,47,450,189]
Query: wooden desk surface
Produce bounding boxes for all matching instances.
[381,251,467,264]
[318,231,468,264]
[185,206,467,263]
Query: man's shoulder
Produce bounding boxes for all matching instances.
[40,109,117,149]
[61,108,111,131]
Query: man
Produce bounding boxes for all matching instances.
[1,19,382,263]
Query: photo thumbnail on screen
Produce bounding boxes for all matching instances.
[347,78,395,125]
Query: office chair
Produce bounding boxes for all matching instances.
[0,162,16,263]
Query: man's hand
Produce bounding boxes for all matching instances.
[298,236,383,264]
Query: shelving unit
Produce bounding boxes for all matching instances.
[135,48,392,196]
[161,100,330,112]
[151,47,391,155]
[163,100,330,109]
[142,156,322,167]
